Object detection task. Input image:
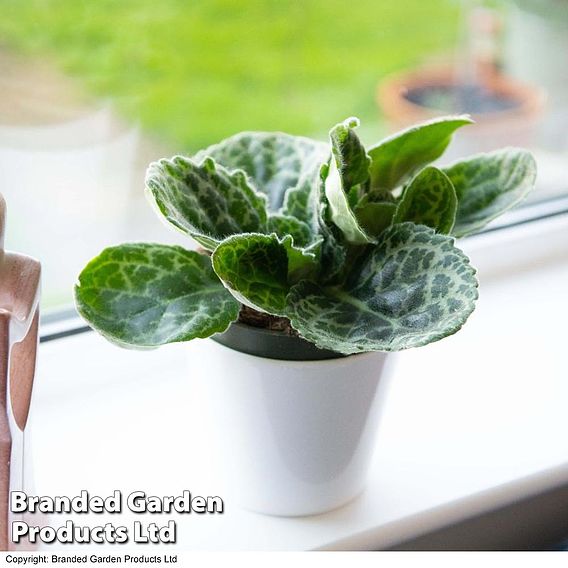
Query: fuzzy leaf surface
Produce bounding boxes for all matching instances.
[146,156,267,250]
[196,132,329,212]
[444,148,537,237]
[212,233,317,315]
[355,201,397,237]
[317,203,350,285]
[282,167,324,229]
[367,116,472,193]
[394,166,457,234]
[75,244,239,347]
[287,223,478,354]
[324,119,373,245]
[330,117,371,188]
[267,213,312,248]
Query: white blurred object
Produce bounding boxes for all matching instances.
[504,1,568,108]
[504,1,568,154]
[0,107,140,306]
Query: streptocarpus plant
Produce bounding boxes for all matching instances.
[74,116,536,354]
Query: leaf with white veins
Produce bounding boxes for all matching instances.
[324,119,373,245]
[330,117,371,188]
[444,148,537,237]
[212,233,317,315]
[75,244,239,348]
[146,156,267,250]
[196,131,329,212]
[267,213,312,247]
[281,167,323,230]
[394,166,457,234]
[354,201,397,237]
[287,223,478,354]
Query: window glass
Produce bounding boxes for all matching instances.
[0,0,566,308]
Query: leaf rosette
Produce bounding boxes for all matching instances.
[75,115,536,354]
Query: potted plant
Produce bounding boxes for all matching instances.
[75,115,536,516]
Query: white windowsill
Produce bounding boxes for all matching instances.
[29,213,568,550]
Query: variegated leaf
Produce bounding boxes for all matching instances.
[267,213,312,248]
[195,131,329,212]
[281,166,324,230]
[444,148,537,237]
[330,117,371,188]
[212,233,317,315]
[394,166,457,234]
[354,201,397,237]
[324,119,373,245]
[317,201,350,286]
[146,156,267,250]
[287,223,478,354]
[75,244,239,347]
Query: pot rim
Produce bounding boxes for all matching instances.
[211,321,385,364]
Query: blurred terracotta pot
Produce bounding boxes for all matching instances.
[378,65,546,158]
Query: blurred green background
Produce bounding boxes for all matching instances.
[0,0,459,150]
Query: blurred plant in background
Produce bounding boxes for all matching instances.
[0,0,459,149]
[1,0,566,309]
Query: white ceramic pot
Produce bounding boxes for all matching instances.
[196,327,389,517]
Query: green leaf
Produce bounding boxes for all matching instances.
[330,117,371,188]
[267,213,312,248]
[281,167,322,229]
[287,223,478,354]
[317,201,350,285]
[280,234,320,283]
[212,233,317,315]
[367,115,473,193]
[354,201,397,237]
[324,159,372,245]
[393,166,457,234]
[196,132,329,211]
[146,156,267,251]
[324,119,373,245]
[74,244,239,348]
[444,148,537,237]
